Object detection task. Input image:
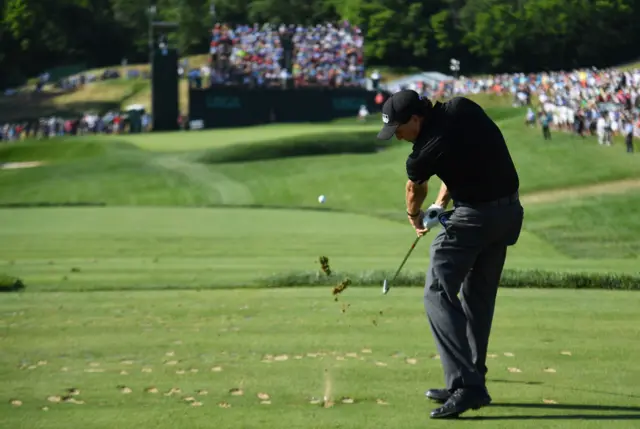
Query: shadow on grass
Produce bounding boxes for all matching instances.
[196,132,397,164]
[468,402,640,420]
[557,386,640,400]
[0,202,406,231]
[490,378,543,386]
[0,201,398,226]
[0,202,106,208]
[0,202,345,212]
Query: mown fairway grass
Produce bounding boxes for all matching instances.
[1,100,639,427]
[0,206,638,292]
[1,104,639,210]
[2,289,640,429]
[523,190,640,259]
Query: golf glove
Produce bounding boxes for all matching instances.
[422,204,444,230]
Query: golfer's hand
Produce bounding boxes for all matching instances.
[423,204,444,230]
[408,211,429,236]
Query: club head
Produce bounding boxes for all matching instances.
[382,279,389,295]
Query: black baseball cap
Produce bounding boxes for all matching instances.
[377,90,424,140]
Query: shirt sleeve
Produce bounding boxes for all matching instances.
[405,135,445,184]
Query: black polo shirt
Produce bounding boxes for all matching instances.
[406,97,519,204]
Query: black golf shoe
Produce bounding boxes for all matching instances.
[429,387,492,419]
[425,388,452,403]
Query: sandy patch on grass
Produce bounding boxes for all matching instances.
[522,179,640,204]
[0,161,45,170]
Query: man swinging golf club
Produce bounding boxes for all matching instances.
[377,90,524,419]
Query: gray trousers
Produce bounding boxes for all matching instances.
[424,200,524,391]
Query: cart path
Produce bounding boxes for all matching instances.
[522,178,640,204]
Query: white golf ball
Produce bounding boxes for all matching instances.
[318,195,326,204]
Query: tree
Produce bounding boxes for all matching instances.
[2,0,640,89]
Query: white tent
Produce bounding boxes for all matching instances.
[124,104,146,112]
[382,71,454,93]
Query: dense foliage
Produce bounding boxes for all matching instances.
[2,0,640,88]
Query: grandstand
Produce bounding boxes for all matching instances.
[205,22,366,88]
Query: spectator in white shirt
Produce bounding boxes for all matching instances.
[596,115,607,145]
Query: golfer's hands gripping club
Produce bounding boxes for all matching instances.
[408,203,443,236]
[423,203,444,230]
[408,210,428,236]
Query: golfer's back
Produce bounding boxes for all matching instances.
[438,97,519,204]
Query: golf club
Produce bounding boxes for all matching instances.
[382,235,422,295]
[382,209,454,295]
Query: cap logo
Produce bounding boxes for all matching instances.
[382,114,389,123]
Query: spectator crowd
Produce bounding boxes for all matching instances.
[202,21,366,88]
[388,66,639,151]
[1,20,367,139]
[1,110,153,142]
[452,67,640,146]
[3,21,367,97]
[2,17,638,150]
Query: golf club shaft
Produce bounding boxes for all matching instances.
[391,235,421,280]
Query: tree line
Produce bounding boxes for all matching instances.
[2,0,640,89]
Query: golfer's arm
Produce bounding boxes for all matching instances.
[434,181,451,208]
[406,180,428,215]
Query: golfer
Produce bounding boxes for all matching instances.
[377,90,524,419]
